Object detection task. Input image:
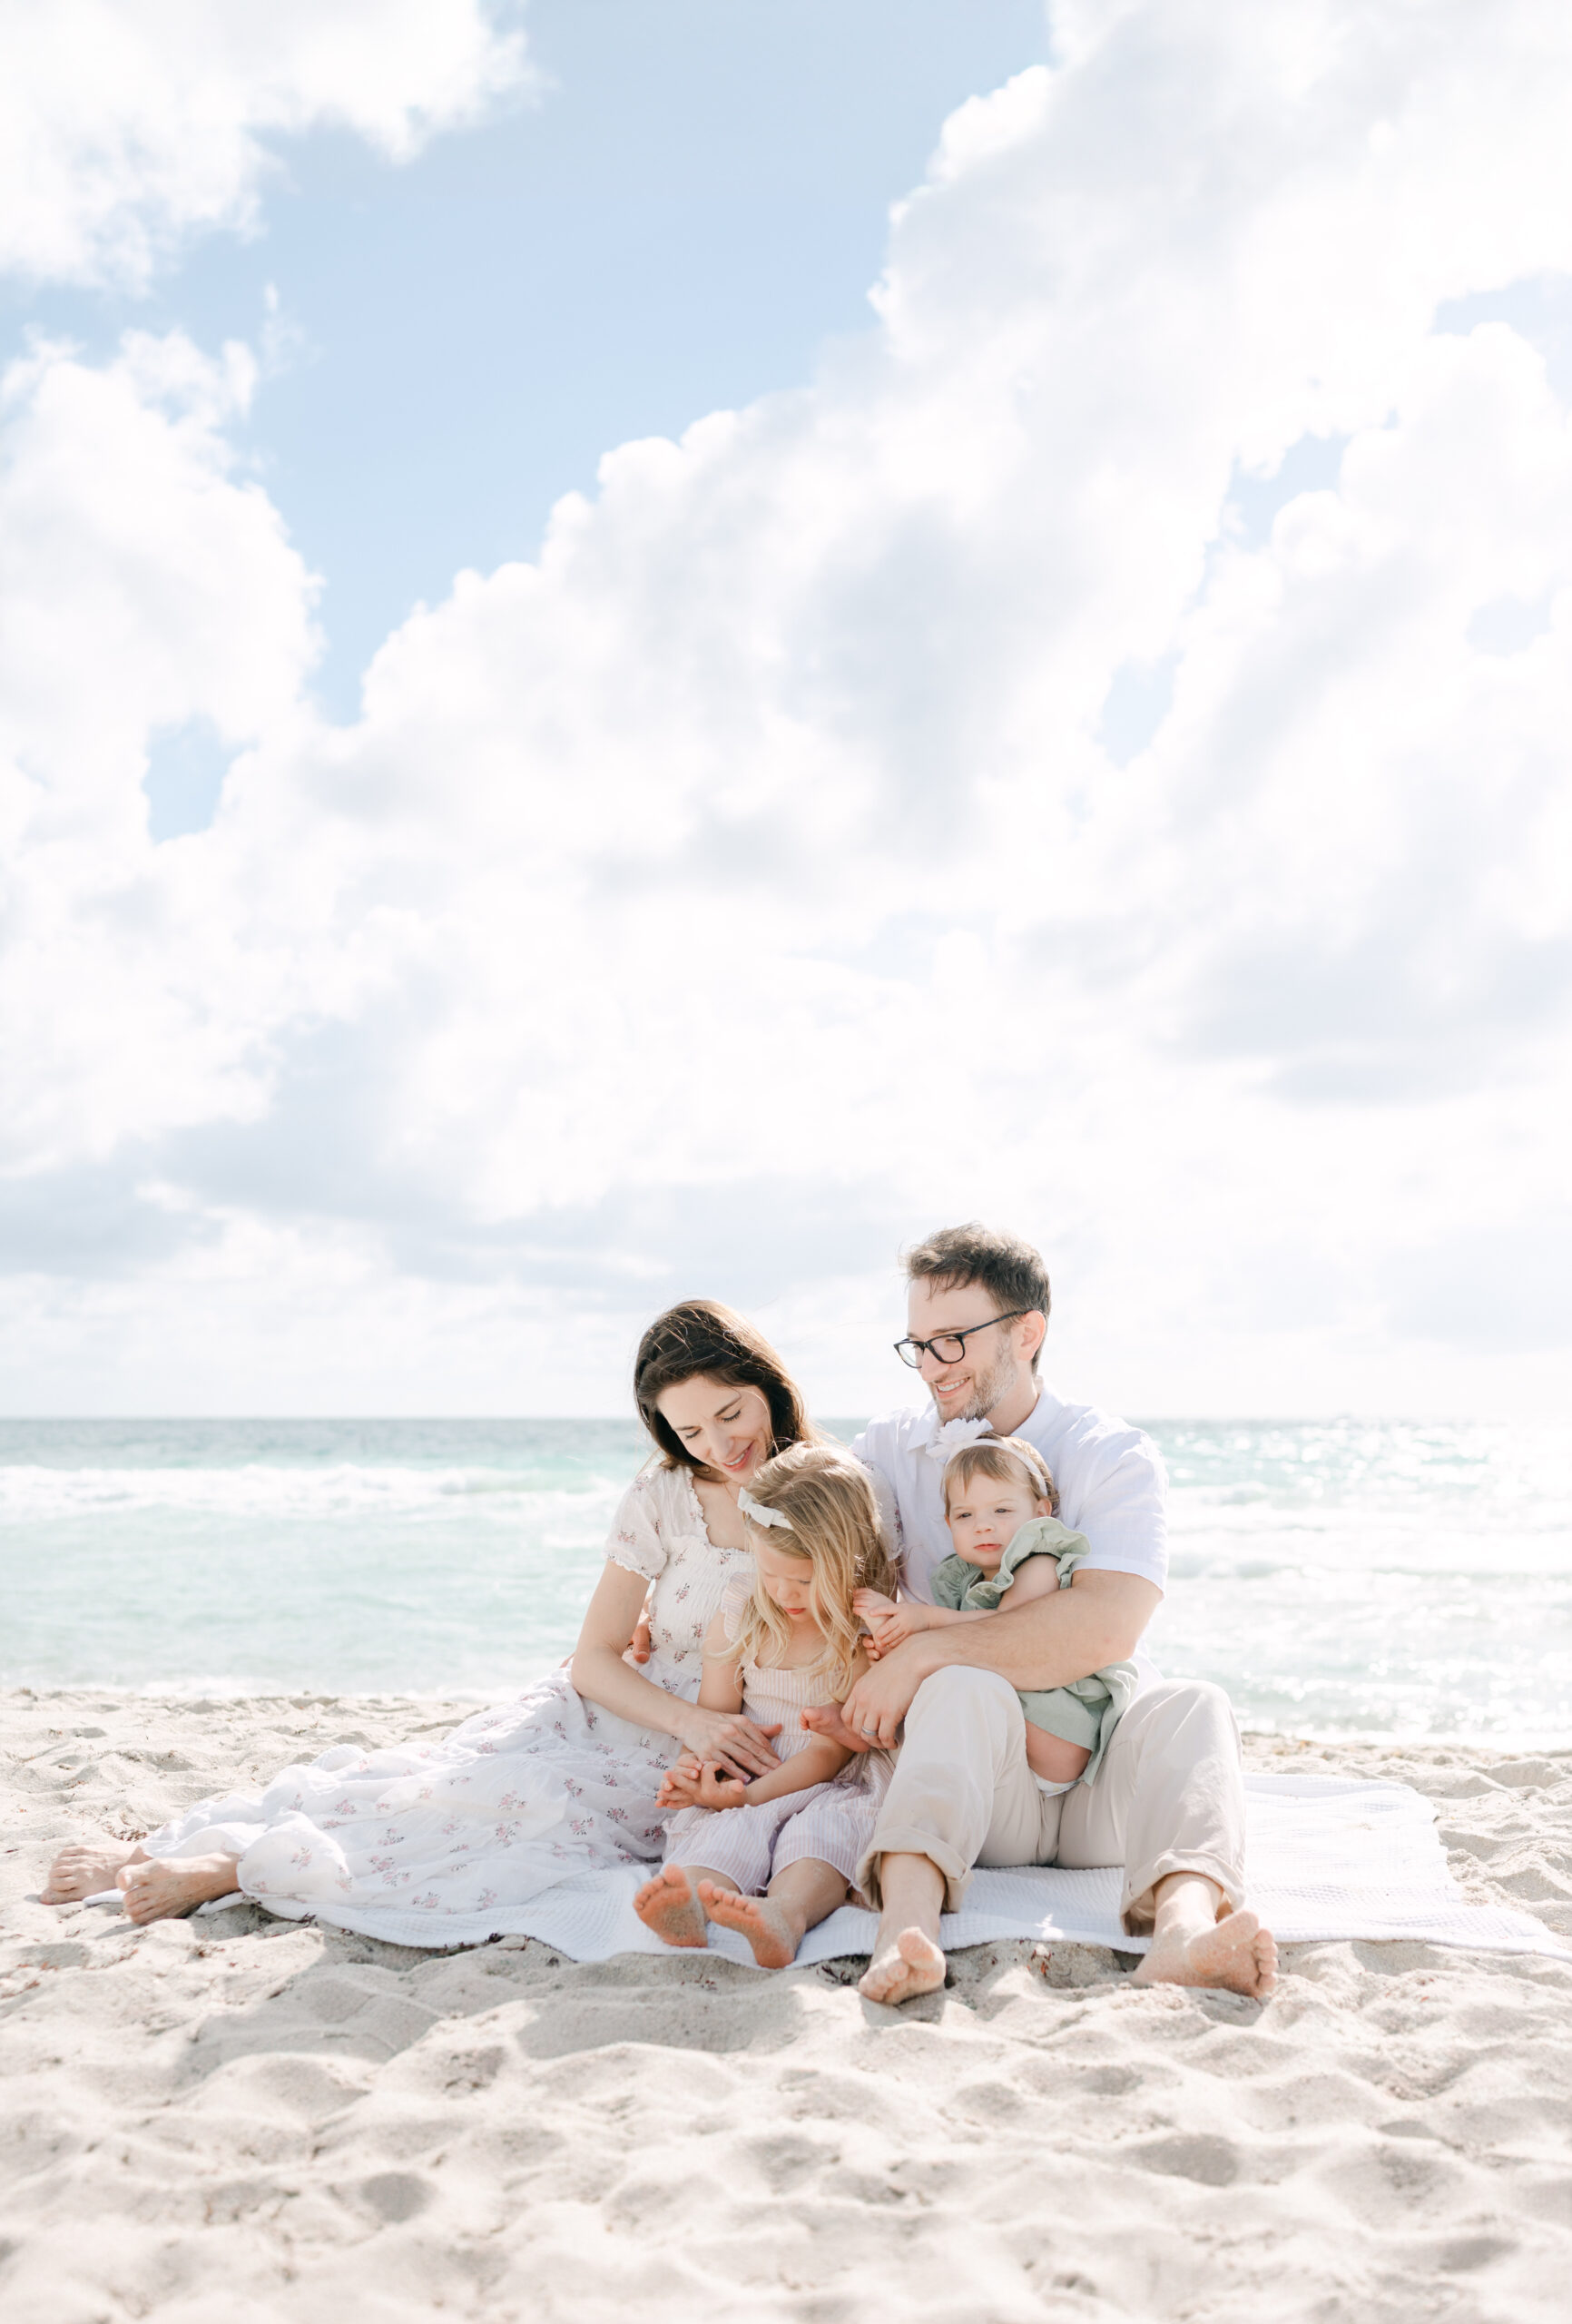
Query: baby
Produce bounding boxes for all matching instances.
[634,1443,895,1965]
[855,1435,1138,1790]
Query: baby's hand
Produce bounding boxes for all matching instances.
[858,1597,928,1652]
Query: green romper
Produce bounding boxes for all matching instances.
[929,1516,1140,1787]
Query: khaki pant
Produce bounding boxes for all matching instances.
[858,1667,1246,1933]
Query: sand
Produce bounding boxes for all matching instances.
[4,1689,1571,2323]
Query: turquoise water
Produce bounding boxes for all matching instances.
[2,1417,1568,1742]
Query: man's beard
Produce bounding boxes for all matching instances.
[935,1345,1017,1423]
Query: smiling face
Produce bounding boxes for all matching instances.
[653,1374,774,1482]
[906,1275,1043,1424]
[945,1473,1050,1573]
[752,1535,819,1627]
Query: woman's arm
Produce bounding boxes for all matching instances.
[569,1563,781,1777]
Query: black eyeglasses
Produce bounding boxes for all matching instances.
[893,1310,1037,1369]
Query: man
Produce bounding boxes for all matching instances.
[813,1223,1276,2008]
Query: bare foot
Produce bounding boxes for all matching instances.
[701,1886,801,1968]
[117,1855,241,1925]
[633,1864,711,1948]
[858,1926,947,2005]
[42,1838,146,1904]
[1133,1907,1278,1998]
[799,1703,872,1754]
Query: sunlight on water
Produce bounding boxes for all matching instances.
[2,1417,1568,1741]
[1145,1419,1572,1744]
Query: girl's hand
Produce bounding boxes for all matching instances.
[657,1758,750,1810]
[695,1762,750,1808]
[673,1707,782,1778]
[657,1756,704,1807]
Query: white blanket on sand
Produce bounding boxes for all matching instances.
[184,1774,1558,1967]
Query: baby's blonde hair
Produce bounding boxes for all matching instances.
[942,1435,1059,1517]
[734,1443,896,1695]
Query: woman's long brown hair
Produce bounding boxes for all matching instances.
[633,1298,817,1476]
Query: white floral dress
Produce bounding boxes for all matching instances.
[140,1466,752,1948]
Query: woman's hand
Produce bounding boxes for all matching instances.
[673,1706,782,1778]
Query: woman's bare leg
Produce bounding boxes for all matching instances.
[117,1855,243,1925]
[42,1837,148,1904]
[702,1856,848,1968]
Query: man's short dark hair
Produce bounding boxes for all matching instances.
[902,1223,1051,1371]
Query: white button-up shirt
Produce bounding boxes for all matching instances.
[850,1381,1169,1609]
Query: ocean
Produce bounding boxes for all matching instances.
[2,1417,1568,1744]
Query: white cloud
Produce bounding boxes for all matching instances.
[0,330,319,1166]
[0,0,530,286]
[3,0,1572,1415]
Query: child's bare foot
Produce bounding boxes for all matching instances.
[42,1838,146,1904]
[701,1885,801,1968]
[858,1926,947,2005]
[798,1702,872,1754]
[117,1855,241,1924]
[1133,1907,1278,1998]
[633,1864,711,1947]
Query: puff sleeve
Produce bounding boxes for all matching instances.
[604,1472,670,1582]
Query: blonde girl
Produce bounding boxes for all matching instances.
[633,1443,896,1966]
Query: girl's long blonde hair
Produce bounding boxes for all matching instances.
[732,1443,896,1696]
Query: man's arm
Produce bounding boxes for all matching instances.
[837,1569,1161,1748]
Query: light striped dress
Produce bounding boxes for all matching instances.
[663,1581,891,1895]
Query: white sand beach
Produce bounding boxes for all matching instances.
[5,1689,1571,2323]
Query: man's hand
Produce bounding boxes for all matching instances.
[621,1589,655,1667]
[838,1641,933,1748]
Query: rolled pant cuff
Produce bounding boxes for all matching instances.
[1122,1851,1245,1934]
[857,1827,973,1915]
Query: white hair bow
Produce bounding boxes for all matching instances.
[738,1487,793,1532]
[921,1416,995,1465]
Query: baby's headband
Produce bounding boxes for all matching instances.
[738,1487,793,1533]
[946,1433,1053,1502]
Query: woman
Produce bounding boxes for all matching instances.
[42,1302,820,1945]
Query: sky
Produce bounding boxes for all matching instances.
[2,0,1570,1422]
